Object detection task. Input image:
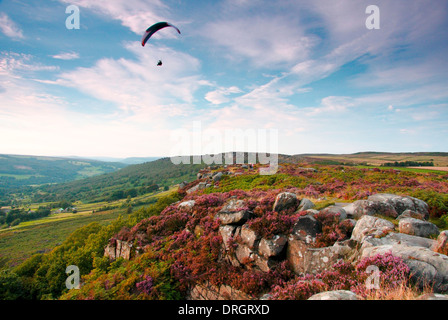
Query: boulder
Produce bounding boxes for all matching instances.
[367,193,429,219]
[308,290,360,300]
[258,235,287,259]
[273,192,298,212]
[297,198,315,212]
[212,172,223,182]
[350,199,398,219]
[396,209,426,221]
[291,215,321,243]
[361,244,448,293]
[287,237,358,275]
[186,182,208,194]
[216,198,251,225]
[434,230,448,254]
[219,225,238,251]
[178,181,188,189]
[178,200,195,212]
[398,218,439,238]
[342,202,356,218]
[360,232,436,251]
[235,244,256,265]
[319,206,347,221]
[104,239,133,260]
[252,255,279,273]
[239,224,261,250]
[351,215,395,243]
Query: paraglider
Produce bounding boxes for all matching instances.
[141,22,181,47]
[141,22,181,67]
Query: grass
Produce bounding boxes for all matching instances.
[364,279,434,300]
[307,153,448,167]
[0,209,120,268]
[0,187,178,269]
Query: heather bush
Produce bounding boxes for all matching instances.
[270,279,328,300]
[247,211,298,239]
[269,252,413,300]
[313,211,353,247]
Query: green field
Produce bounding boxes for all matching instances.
[0,210,119,268]
[301,152,448,167]
[0,187,177,269]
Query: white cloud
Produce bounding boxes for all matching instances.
[51,52,80,60]
[59,0,170,34]
[54,42,205,127]
[205,86,242,105]
[0,52,59,76]
[0,13,24,39]
[202,13,319,67]
[0,50,196,157]
[305,96,354,116]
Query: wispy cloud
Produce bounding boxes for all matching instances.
[205,86,242,105]
[59,0,170,34]
[0,12,24,39]
[0,52,59,76]
[51,52,80,60]
[54,42,205,125]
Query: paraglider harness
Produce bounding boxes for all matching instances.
[157,60,163,66]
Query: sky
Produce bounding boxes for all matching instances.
[0,0,447,158]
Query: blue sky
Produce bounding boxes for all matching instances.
[0,0,447,158]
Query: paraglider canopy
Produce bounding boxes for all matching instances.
[141,22,181,47]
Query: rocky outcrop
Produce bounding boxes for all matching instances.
[287,238,359,275]
[212,192,448,293]
[351,215,395,243]
[273,192,298,212]
[344,193,430,220]
[361,244,448,293]
[398,218,439,238]
[106,189,448,298]
[367,193,430,220]
[350,213,448,292]
[216,198,251,225]
[104,239,133,260]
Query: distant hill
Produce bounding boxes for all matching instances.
[72,156,161,165]
[0,154,127,192]
[294,152,448,166]
[34,157,207,203]
[2,151,447,205]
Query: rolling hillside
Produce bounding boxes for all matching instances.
[33,157,208,203]
[294,152,448,166]
[0,154,127,185]
[2,152,447,205]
